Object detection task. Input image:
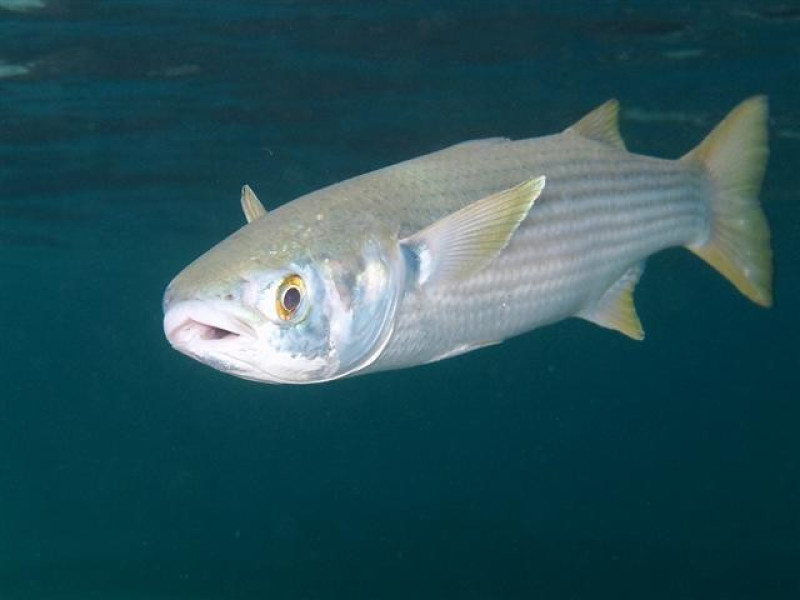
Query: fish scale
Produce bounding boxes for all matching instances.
[366,138,709,370]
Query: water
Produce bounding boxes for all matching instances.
[1,1,798,598]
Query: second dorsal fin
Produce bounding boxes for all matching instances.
[565,99,626,150]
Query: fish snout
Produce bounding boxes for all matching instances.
[163,300,258,350]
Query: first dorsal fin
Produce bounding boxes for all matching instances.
[578,263,645,340]
[565,99,626,150]
[241,184,267,223]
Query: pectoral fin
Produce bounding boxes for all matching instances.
[241,184,267,223]
[578,263,645,340]
[400,176,545,287]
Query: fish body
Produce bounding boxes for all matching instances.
[163,98,771,384]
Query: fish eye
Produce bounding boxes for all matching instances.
[276,274,305,321]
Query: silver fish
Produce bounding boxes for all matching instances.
[163,97,772,384]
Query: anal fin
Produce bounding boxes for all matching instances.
[578,263,645,340]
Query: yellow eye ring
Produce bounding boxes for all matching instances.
[276,274,305,321]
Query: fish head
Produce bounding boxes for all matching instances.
[163,207,404,384]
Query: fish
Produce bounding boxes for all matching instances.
[163,97,772,384]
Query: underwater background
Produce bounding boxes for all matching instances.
[1,1,799,598]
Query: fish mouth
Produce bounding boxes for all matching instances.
[163,300,258,349]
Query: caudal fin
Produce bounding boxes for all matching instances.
[682,96,772,307]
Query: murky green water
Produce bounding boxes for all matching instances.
[1,1,798,598]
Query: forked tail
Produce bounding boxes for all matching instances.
[682,96,772,306]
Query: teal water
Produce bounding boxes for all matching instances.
[1,1,799,598]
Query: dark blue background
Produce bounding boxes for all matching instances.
[1,1,798,598]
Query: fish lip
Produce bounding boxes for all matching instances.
[163,300,259,348]
[163,299,297,383]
